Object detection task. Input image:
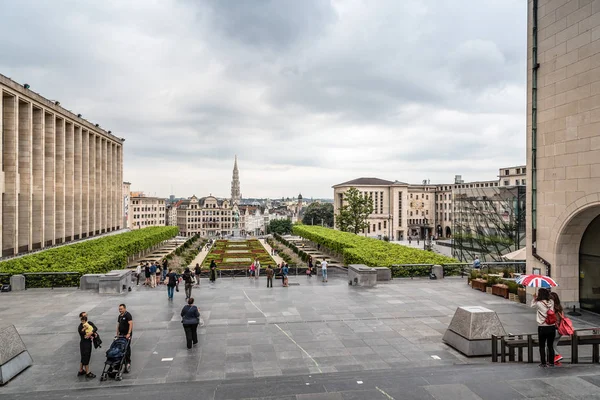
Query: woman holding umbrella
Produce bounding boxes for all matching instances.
[530,288,556,367]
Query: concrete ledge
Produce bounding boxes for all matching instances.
[348,264,377,287]
[442,329,492,357]
[0,325,32,385]
[99,270,132,294]
[373,267,392,281]
[80,274,103,291]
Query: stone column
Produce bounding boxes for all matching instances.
[117,144,123,229]
[73,126,82,239]
[64,122,74,241]
[101,138,107,233]
[2,93,17,256]
[44,112,55,246]
[54,117,65,243]
[89,132,96,236]
[107,140,113,231]
[81,130,89,237]
[95,135,101,235]
[31,106,44,249]
[17,99,32,253]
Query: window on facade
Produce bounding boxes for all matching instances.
[522,179,526,184]
[410,194,413,199]
[426,210,428,215]
[504,180,509,186]
[515,179,520,185]
[410,211,413,216]
[505,170,509,175]
[378,222,381,230]
[373,224,376,232]
[426,195,429,200]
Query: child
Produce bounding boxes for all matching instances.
[81,316,93,338]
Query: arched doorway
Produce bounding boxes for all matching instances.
[445,226,452,238]
[579,215,600,312]
[554,204,600,309]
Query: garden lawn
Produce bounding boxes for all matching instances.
[202,239,276,269]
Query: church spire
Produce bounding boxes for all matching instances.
[231,155,241,206]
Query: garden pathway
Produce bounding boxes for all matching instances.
[259,238,284,265]
[189,243,210,268]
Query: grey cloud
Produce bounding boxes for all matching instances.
[199,0,336,51]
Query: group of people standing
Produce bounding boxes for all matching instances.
[136,259,169,288]
[531,288,574,367]
[77,304,133,379]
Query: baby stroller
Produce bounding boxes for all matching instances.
[100,336,130,381]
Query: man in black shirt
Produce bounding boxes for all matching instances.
[116,304,133,372]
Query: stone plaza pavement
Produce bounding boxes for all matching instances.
[1,276,600,399]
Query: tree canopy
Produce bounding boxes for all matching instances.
[335,187,374,234]
[267,218,293,235]
[302,202,334,227]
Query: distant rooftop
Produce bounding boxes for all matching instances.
[333,177,398,187]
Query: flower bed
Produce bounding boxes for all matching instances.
[0,226,179,286]
[202,239,276,269]
[292,226,457,271]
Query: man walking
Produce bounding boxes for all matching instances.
[136,263,142,286]
[149,262,157,288]
[166,269,177,300]
[194,263,201,286]
[116,304,133,373]
[282,263,289,287]
[183,267,194,300]
[254,258,261,279]
[321,260,328,283]
[266,265,274,288]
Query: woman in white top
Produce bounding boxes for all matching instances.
[530,288,556,367]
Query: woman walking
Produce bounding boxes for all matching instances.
[77,312,97,378]
[181,298,200,349]
[530,288,556,367]
[550,292,566,364]
[209,260,217,283]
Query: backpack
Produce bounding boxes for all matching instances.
[558,316,574,335]
[545,308,557,325]
[183,271,192,284]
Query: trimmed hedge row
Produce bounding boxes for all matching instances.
[292,225,457,268]
[0,227,179,277]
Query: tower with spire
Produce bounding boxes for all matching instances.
[231,155,241,206]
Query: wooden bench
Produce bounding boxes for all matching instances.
[492,284,509,299]
[471,279,487,292]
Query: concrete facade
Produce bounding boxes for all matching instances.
[177,195,234,237]
[129,194,166,229]
[527,0,600,310]
[333,167,520,241]
[0,75,124,256]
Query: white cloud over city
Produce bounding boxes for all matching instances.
[0,0,527,198]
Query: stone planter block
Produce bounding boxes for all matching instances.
[9,275,25,291]
[443,306,506,356]
[0,324,33,385]
[347,264,377,287]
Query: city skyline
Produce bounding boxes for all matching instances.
[0,1,527,198]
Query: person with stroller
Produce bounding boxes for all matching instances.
[181,297,200,349]
[78,312,98,378]
[116,304,133,373]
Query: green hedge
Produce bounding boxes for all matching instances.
[0,227,179,277]
[292,225,457,268]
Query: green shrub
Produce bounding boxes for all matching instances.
[292,225,457,267]
[0,227,179,278]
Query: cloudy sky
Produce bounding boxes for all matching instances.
[0,0,527,199]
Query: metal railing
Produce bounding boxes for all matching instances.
[492,328,600,364]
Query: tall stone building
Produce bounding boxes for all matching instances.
[527,0,600,311]
[332,166,526,258]
[230,156,241,206]
[0,74,124,256]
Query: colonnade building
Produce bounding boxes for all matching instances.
[0,74,124,256]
